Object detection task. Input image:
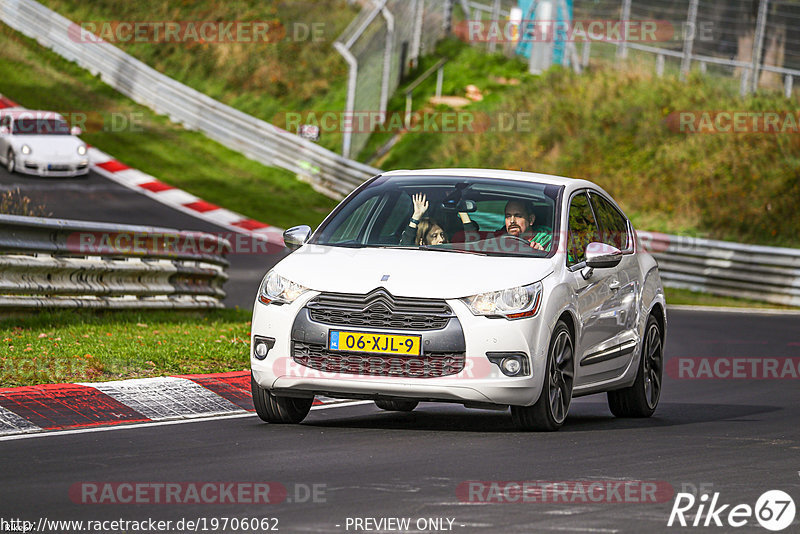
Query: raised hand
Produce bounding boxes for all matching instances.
[411,193,429,220]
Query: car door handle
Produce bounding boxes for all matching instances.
[608,280,621,290]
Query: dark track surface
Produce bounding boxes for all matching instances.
[0,168,288,307]
[1,309,799,533]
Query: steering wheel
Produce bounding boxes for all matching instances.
[498,234,532,246]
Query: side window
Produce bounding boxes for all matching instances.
[0,117,9,128]
[329,196,379,243]
[590,193,629,251]
[567,192,601,267]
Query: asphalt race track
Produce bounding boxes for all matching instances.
[0,167,288,308]
[1,311,799,532]
[2,169,799,533]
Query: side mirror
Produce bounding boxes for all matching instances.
[283,225,312,251]
[585,242,622,269]
[0,126,9,135]
[70,126,82,136]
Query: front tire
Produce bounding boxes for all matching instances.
[6,150,15,174]
[511,320,574,431]
[251,373,313,424]
[375,399,418,412]
[607,315,663,418]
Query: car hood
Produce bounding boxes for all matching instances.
[272,244,554,299]
[12,135,84,156]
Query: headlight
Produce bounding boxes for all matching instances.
[21,145,31,155]
[461,282,542,319]
[77,145,87,156]
[258,270,309,305]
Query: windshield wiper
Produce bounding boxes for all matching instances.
[366,245,487,255]
[419,245,487,256]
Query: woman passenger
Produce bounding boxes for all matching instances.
[400,193,448,246]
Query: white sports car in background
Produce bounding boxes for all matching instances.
[250,169,666,431]
[0,109,89,177]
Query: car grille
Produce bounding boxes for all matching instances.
[292,341,465,378]
[307,288,452,330]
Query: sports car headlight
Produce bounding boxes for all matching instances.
[258,270,309,305]
[461,282,543,319]
[77,145,87,156]
[21,145,31,155]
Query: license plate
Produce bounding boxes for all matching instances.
[329,330,422,356]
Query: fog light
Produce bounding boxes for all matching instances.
[253,336,275,360]
[487,352,530,377]
[502,358,521,376]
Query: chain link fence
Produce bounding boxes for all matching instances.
[337,0,799,158]
[457,0,800,97]
[337,0,451,158]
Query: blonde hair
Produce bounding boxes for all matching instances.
[415,218,448,245]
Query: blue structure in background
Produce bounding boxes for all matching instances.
[515,0,573,67]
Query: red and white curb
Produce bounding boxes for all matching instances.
[0,371,340,436]
[0,94,285,248]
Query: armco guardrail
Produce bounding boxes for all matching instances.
[0,0,379,199]
[0,214,230,309]
[638,231,800,308]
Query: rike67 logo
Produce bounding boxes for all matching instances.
[668,490,796,531]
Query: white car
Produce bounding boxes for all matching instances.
[250,169,666,431]
[0,109,89,177]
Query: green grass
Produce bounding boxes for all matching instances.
[664,287,799,310]
[0,309,252,387]
[0,24,339,229]
[369,39,800,248]
[36,0,357,154]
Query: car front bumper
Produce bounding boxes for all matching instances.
[18,158,89,177]
[250,291,552,407]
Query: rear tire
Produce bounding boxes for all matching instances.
[375,399,418,412]
[607,315,663,418]
[511,320,574,431]
[251,373,313,424]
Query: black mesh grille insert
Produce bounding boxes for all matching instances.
[292,341,465,378]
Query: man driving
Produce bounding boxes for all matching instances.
[503,200,552,251]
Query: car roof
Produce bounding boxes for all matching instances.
[0,109,65,120]
[380,168,600,193]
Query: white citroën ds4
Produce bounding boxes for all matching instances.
[250,169,666,431]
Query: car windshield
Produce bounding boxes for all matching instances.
[312,175,563,258]
[12,118,71,135]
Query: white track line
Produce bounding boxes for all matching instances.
[0,401,373,442]
[668,305,800,316]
